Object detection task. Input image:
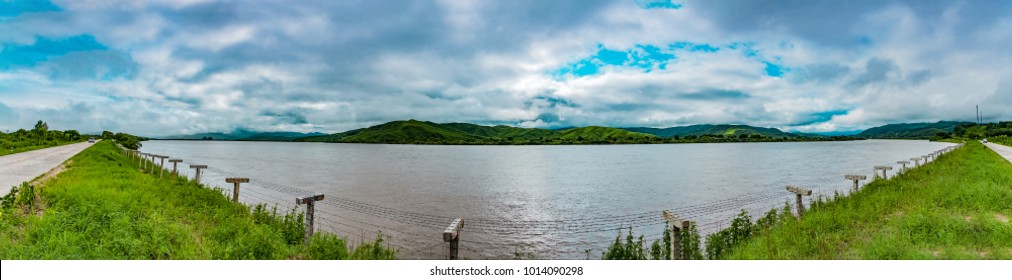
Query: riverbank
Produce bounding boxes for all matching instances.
[0,141,394,259]
[724,141,1011,259]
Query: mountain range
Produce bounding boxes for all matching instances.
[158,129,326,141]
[622,124,800,138]
[156,120,981,144]
[295,120,659,144]
[294,120,813,144]
[855,121,972,139]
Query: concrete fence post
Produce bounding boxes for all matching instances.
[661,210,691,260]
[911,157,921,167]
[148,154,156,173]
[874,165,893,179]
[169,159,182,175]
[224,177,249,203]
[443,218,464,260]
[156,155,167,178]
[844,175,867,192]
[897,161,909,173]
[189,165,207,184]
[296,193,325,245]
[786,185,813,218]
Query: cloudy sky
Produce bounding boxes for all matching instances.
[1,0,1010,136]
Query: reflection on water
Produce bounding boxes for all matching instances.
[141,139,954,259]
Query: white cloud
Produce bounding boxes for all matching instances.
[1,0,1010,136]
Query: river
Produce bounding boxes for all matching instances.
[140,139,954,259]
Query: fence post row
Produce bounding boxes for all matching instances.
[189,165,208,183]
[661,210,691,260]
[169,159,182,175]
[786,185,813,218]
[844,174,867,192]
[874,165,893,179]
[296,193,325,245]
[897,160,909,173]
[443,218,464,260]
[225,177,249,203]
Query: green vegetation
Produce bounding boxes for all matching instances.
[602,141,1011,259]
[623,124,799,138]
[725,141,1011,259]
[858,121,971,139]
[107,131,145,150]
[929,121,1012,142]
[0,141,395,259]
[991,136,1012,147]
[0,120,88,156]
[297,120,861,145]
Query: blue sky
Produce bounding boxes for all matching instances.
[1,0,1010,136]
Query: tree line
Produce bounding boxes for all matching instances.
[1,120,145,154]
[932,121,1012,141]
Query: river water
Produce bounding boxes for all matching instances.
[140,139,954,259]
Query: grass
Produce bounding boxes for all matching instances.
[0,141,395,259]
[0,139,84,157]
[991,135,1012,147]
[724,141,1012,259]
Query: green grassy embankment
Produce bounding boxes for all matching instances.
[0,141,394,259]
[725,141,1012,259]
[991,136,1012,147]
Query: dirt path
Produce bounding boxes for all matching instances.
[984,142,1012,165]
[0,141,96,196]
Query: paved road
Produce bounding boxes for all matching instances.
[0,141,96,196]
[984,142,1012,164]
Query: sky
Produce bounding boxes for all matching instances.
[1,0,1010,136]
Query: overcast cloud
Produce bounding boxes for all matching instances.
[1,0,1010,136]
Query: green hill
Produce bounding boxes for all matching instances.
[335,120,477,143]
[559,126,658,141]
[623,124,799,138]
[856,121,971,139]
[440,123,558,140]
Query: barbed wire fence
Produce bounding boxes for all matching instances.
[122,142,961,259]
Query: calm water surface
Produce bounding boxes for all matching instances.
[141,139,954,259]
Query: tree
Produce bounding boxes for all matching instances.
[64,130,81,141]
[102,131,114,139]
[32,120,48,144]
[953,125,967,137]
